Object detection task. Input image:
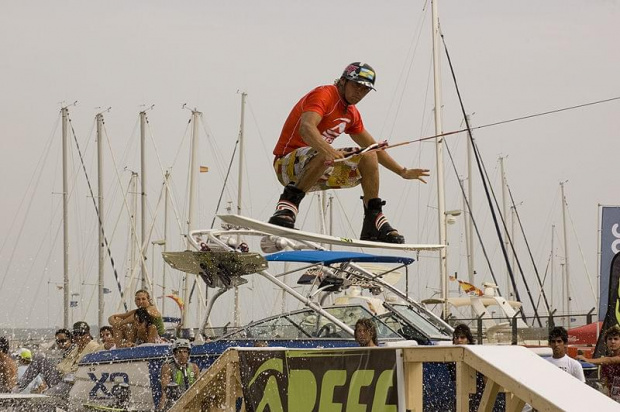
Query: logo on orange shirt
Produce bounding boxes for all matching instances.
[322,118,351,143]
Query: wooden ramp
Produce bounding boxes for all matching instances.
[169,345,616,412]
[402,345,615,411]
[168,349,243,411]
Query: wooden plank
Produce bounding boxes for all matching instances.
[402,346,464,363]
[477,380,500,412]
[505,392,526,412]
[455,362,476,412]
[403,361,424,412]
[225,360,236,410]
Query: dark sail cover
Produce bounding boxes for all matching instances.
[594,252,620,357]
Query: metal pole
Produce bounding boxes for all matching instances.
[550,224,555,312]
[320,193,327,235]
[162,171,170,316]
[500,156,511,297]
[511,206,517,284]
[329,194,334,251]
[61,107,70,329]
[129,172,138,299]
[461,178,475,320]
[140,111,148,289]
[465,116,475,291]
[596,204,601,324]
[431,0,448,318]
[560,262,566,327]
[96,113,105,328]
[236,93,246,218]
[234,93,246,328]
[183,110,200,328]
[560,182,571,329]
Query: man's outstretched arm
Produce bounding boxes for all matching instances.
[351,130,430,183]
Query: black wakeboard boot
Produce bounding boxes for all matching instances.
[268,183,306,229]
[360,198,405,244]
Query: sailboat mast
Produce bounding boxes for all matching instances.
[499,156,512,297]
[140,111,148,289]
[129,172,139,299]
[560,181,571,328]
[550,224,555,312]
[161,171,170,316]
[183,109,200,328]
[465,115,475,291]
[237,93,246,217]
[233,93,247,327]
[461,177,475,319]
[61,107,70,329]
[96,113,105,328]
[431,0,448,317]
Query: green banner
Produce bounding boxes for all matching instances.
[239,349,399,412]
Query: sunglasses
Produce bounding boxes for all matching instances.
[56,339,68,344]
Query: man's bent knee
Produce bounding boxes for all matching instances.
[358,151,378,169]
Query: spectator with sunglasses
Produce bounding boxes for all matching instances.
[15,329,73,393]
[16,322,101,393]
[53,329,74,355]
[56,322,101,375]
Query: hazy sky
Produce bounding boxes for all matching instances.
[0,0,618,330]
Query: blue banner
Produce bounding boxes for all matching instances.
[599,207,620,321]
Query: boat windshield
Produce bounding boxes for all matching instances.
[219,305,401,341]
[382,303,453,341]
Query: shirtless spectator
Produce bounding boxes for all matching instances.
[109,289,164,347]
[0,337,17,392]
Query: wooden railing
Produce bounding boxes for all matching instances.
[170,345,616,412]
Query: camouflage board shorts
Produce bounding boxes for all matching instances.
[273,146,362,192]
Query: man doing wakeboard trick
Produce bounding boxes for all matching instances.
[268,62,430,244]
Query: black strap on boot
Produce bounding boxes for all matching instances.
[360,198,405,244]
[268,183,306,229]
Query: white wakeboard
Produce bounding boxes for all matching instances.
[218,214,444,252]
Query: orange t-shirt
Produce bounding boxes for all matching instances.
[273,85,365,157]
